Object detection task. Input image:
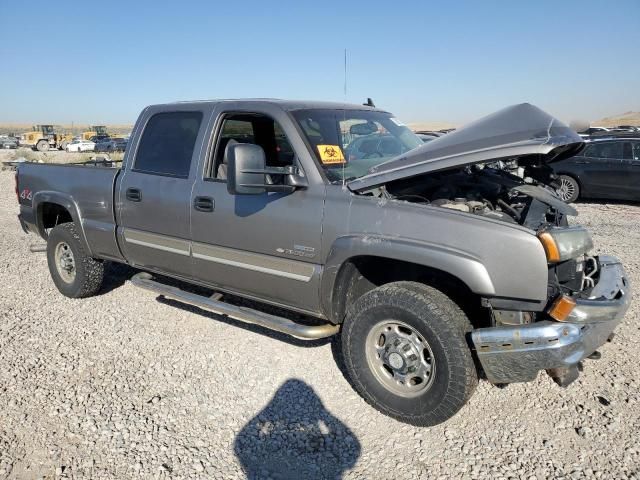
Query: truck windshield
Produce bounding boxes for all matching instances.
[292,109,422,183]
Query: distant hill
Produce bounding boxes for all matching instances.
[1,111,637,137]
[593,111,640,128]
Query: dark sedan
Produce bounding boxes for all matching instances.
[0,136,18,149]
[552,137,640,202]
[95,138,127,153]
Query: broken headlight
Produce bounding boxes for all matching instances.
[538,226,593,263]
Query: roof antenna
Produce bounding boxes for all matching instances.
[343,49,347,97]
[342,49,347,187]
[363,97,375,107]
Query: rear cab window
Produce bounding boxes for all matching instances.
[134,111,203,177]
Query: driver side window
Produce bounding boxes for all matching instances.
[208,113,295,180]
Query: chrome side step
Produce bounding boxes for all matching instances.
[29,243,47,253]
[129,272,339,340]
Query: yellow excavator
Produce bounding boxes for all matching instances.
[20,125,74,151]
[82,125,110,141]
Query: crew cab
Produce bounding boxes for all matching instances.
[16,100,632,426]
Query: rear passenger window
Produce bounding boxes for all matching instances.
[134,111,203,177]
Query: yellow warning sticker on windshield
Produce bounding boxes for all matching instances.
[317,145,346,164]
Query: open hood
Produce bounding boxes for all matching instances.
[347,103,584,192]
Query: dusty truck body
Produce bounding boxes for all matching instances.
[16,100,632,426]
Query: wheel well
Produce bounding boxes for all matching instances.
[331,256,490,328]
[38,202,73,238]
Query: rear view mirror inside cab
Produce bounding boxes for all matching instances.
[350,122,378,136]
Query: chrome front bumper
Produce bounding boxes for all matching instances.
[472,255,631,384]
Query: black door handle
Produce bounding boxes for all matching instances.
[194,196,214,212]
[126,188,142,202]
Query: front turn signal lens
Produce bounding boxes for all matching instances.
[538,231,561,263]
[549,295,576,322]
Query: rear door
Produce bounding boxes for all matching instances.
[578,142,624,198]
[116,106,210,278]
[622,141,640,201]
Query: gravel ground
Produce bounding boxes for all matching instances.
[0,169,638,479]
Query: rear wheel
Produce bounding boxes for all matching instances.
[47,223,105,298]
[557,175,580,203]
[36,139,49,151]
[60,140,68,150]
[340,281,478,426]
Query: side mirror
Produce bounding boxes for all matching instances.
[227,143,306,195]
[227,143,267,195]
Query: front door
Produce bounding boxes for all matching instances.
[117,108,208,278]
[190,108,325,313]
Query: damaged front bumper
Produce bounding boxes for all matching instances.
[471,255,631,384]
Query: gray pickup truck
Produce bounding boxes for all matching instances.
[16,100,632,426]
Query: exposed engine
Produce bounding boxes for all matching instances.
[376,163,571,229]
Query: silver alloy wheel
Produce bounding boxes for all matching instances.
[557,177,576,202]
[365,320,436,398]
[54,241,76,283]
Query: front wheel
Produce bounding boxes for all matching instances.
[340,282,478,426]
[47,223,105,298]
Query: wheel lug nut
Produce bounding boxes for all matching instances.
[408,354,417,361]
[402,344,411,352]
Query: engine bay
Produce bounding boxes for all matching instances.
[369,163,572,230]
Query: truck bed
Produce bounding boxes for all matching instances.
[17,162,123,261]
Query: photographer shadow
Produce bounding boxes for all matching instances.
[234,379,361,480]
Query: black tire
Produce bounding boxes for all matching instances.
[557,174,580,203]
[340,281,478,426]
[36,139,49,152]
[46,223,105,298]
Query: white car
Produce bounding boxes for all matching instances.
[66,139,95,152]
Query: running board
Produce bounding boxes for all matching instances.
[129,272,339,340]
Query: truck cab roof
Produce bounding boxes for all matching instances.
[160,98,386,113]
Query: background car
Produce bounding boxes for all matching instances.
[89,135,111,144]
[609,126,639,133]
[95,138,127,152]
[344,133,404,160]
[65,139,96,152]
[0,136,18,149]
[414,130,444,137]
[552,137,640,202]
[577,126,610,137]
[416,133,438,143]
